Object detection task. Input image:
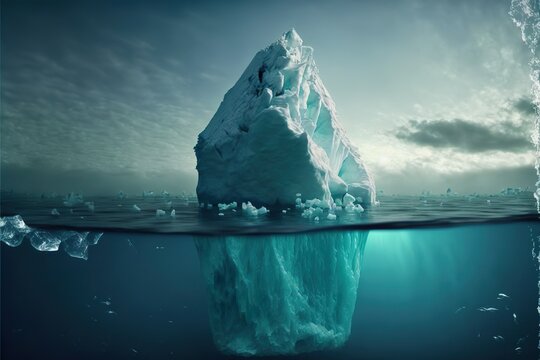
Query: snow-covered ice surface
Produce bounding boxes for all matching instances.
[195,30,375,207]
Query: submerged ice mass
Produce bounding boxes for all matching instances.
[195,231,368,356]
[195,29,375,206]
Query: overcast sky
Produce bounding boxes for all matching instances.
[1,0,536,195]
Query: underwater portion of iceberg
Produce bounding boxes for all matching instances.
[195,230,368,356]
[195,29,375,206]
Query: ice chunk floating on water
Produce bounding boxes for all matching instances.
[0,215,31,247]
[194,29,375,206]
[195,230,368,356]
[0,215,102,260]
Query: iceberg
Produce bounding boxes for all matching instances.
[194,29,375,207]
[195,230,368,356]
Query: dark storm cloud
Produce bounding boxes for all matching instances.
[513,97,537,115]
[394,118,531,153]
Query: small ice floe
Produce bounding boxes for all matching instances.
[156,209,166,217]
[218,212,224,216]
[170,209,176,218]
[487,199,491,204]
[28,231,62,251]
[301,206,323,220]
[492,335,504,343]
[282,209,287,214]
[295,193,301,197]
[143,191,154,198]
[513,313,518,324]
[314,216,320,222]
[326,213,337,220]
[63,192,84,207]
[156,246,165,250]
[514,346,523,355]
[101,300,112,306]
[2,216,102,260]
[207,203,213,209]
[477,307,498,312]
[87,233,103,246]
[131,348,138,354]
[107,310,117,315]
[454,306,467,314]
[497,293,510,300]
[343,193,355,207]
[344,203,364,213]
[218,202,237,211]
[241,201,268,216]
[85,202,95,212]
[132,204,141,212]
[305,198,325,208]
[51,208,60,216]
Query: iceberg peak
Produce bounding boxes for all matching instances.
[281,28,303,49]
[195,30,376,206]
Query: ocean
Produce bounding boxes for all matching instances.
[1,192,539,359]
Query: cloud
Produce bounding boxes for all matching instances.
[513,97,537,115]
[1,34,207,176]
[394,118,531,153]
[0,162,198,195]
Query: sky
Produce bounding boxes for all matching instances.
[1,0,536,195]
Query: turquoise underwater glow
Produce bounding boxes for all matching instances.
[195,231,368,355]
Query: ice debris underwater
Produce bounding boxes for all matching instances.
[0,215,102,260]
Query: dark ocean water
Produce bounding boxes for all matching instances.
[0,192,537,234]
[2,221,540,359]
[1,193,540,359]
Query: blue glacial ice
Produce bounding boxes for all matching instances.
[0,215,102,260]
[28,231,62,251]
[194,29,376,207]
[0,215,32,247]
[195,230,369,356]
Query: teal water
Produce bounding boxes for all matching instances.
[2,220,539,359]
